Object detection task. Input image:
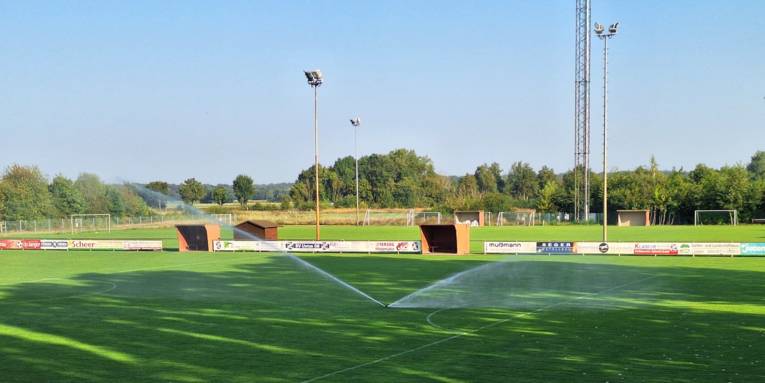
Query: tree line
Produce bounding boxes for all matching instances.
[287,149,765,224]
[2,150,763,223]
[0,165,150,221]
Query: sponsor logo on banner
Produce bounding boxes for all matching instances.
[22,240,41,250]
[0,240,23,250]
[213,241,263,252]
[633,243,679,256]
[740,243,765,256]
[41,240,69,250]
[68,240,126,250]
[690,243,740,256]
[483,242,537,254]
[536,242,575,254]
[575,242,638,255]
[373,241,420,252]
[123,241,163,251]
[285,241,332,251]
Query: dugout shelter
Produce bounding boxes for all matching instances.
[234,220,279,241]
[419,224,470,255]
[176,224,221,252]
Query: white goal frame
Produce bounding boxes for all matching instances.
[407,211,441,226]
[70,214,111,233]
[694,210,737,226]
[496,211,535,226]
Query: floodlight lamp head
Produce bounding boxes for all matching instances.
[609,22,619,34]
[594,23,604,34]
[304,70,323,86]
[350,117,361,127]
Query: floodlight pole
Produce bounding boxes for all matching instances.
[596,23,617,243]
[350,117,361,225]
[305,70,323,240]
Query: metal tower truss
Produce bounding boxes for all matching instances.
[574,0,592,222]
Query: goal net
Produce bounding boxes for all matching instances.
[70,214,111,233]
[410,211,442,225]
[496,211,535,226]
[694,210,737,226]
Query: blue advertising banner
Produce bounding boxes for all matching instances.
[536,242,575,254]
[740,243,765,256]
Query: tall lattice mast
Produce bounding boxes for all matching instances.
[574,0,591,222]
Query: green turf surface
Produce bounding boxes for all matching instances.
[1,248,764,382]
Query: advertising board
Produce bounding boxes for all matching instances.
[123,241,163,251]
[212,240,421,253]
[633,243,679,256]
[575,242,637,255]
[40,240,69,250]
[536,242,575,254]
[688,243,740,256]
[740,243,765,256]
[0,240,23,250]
[483,242,537,254]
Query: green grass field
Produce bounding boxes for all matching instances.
[1,225,764,382]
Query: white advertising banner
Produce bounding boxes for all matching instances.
[67,240,162,251]
[483,242,537,254]
[575,242,638,255]
[213,240,421,253]
[40,240,69,250]
[68,240,125,250]
[123,240,163,251]
[687,243,740,256]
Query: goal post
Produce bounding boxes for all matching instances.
[70,214,111,233]
[496,211,535,226]
[694,210,737,226]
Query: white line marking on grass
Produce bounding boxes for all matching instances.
[425,308,449,331]
[301,274,658,383]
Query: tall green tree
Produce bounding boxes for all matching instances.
[212,186,229,206]
[507,162,538,200]
[49,175,85,217]
[178,178,205,205]
[0,164,53,220]
[747,151,765,180]
[74,173,108,213]
[537,181,559,214]
[474,164,498,194]
[233,175,255,208]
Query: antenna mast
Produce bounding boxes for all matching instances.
[574,0,592,222]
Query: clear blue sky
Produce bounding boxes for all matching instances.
[1,1,763,184]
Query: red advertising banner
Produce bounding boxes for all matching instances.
[21,240,41,250]
[0,240,23,250]
[633,243,679,256]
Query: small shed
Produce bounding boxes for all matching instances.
[420,224,471,255]
[176,224,221,252]
[234,220,279,241]
[454,210,485,226]
[617,210,650,226]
